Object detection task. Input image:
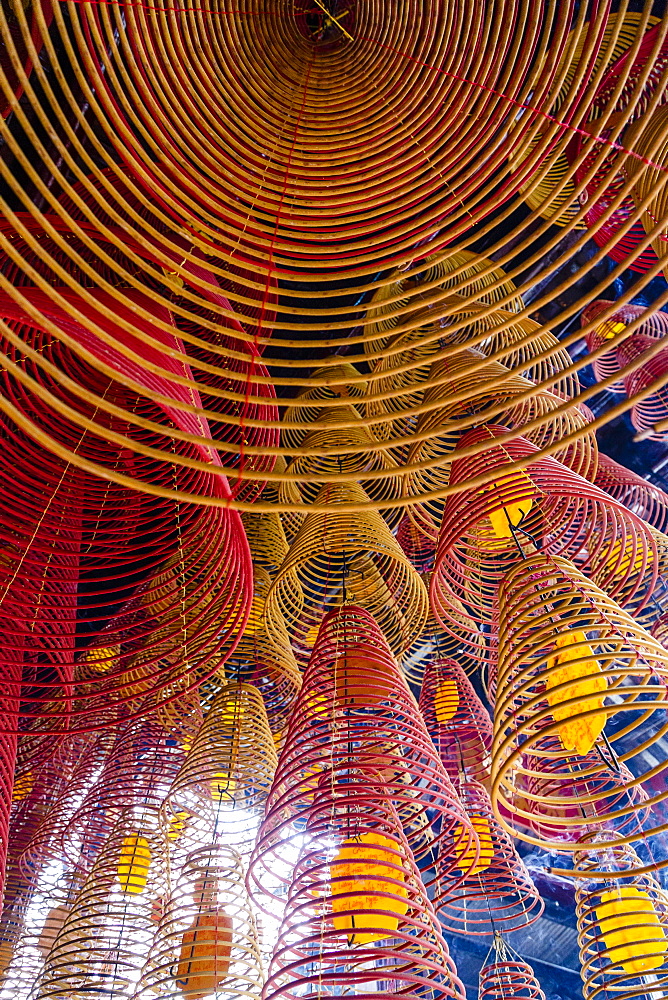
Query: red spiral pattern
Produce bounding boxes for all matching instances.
[418,657,492,784]
[431,425,658,640]
[479,956,546,1000]
[437,779,543,936]
[249,605,479,909]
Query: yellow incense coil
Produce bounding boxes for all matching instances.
[596,886,667,974]
[453,815,494,875]
[331,832,409,944]
[546,631,607,756]
[433,679,460,723]
[117,834,151,895]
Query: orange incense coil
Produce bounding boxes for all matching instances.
[507,11,658,227]
[162,682,278,853]
[418,657,493,784]
[134,844,263,1000]
[396,515,436,573]
[575,834,668,999]
[0,865,83,996]
[0,438,251,734]
[430,425,658,641]
[249,605,480,909]
[492,552,668,865]
[265,482,428,662]
[437,780,543,936]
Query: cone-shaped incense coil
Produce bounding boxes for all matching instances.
[492,552,668,864]
[162,682,278,853]
[265,482,428,660]
[250,605,479,908]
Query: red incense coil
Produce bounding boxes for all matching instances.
[418,656,492,784]
[249,605,479,910]
[430,425,658,642]
[437,779,544,936]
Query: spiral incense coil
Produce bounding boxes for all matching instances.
[221,570,302,732]
[396,516,436,574]
[265,482,428,661]
[280,404,406,524]
[0,743,80,975]
[363,328,447,454]
[430,425,658,639]
[257,458,305,544]
[579,168,662,275]
[406,349,597,527]
[508,133,586,229]
[438,305,578,400]
[492,552,668,862]
[0,420,251,732]
[162,683,278,854]
[0,864,82,996]
[616,334,668,441]
[479,934,546,1000]
[585,16,667,125]
[574,21,668,273]
[581,300,668,391]
[395,574,474,687]
[437,779,543,936]
[575,835,668,999]
[362,254,523,450]
[516,733,649,856]
[595,453,668,534]
[223,628,302,736]
[240,512,289,577]
[134,843,264,1000]
[19,731,115,884]
[250,605,479,908]
[624,104,668,260]
[280,364,368,452]
[261,790,466,1000]
[418,657,492,784]
[2,1,668,510]
[364,252,523,358]
[652,610,668,650]
[507,11,658,229]
[64,718,194,869]
[30,816,167,1000]
[0,269,279,503]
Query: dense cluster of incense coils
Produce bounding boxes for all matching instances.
[2,0,668,998]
